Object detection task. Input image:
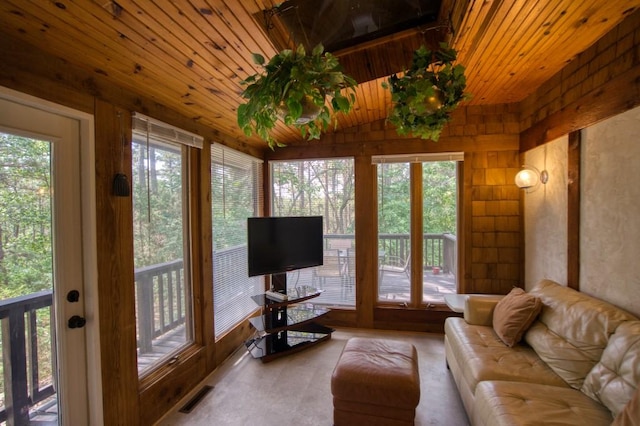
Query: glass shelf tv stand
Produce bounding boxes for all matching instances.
[245,276,333,362]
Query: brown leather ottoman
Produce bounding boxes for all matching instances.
[331,337,421,426]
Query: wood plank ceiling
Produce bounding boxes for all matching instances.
[0,0,638,151]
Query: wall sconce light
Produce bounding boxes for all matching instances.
[515,165,548,192]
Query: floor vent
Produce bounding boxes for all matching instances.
[179,385,214,414]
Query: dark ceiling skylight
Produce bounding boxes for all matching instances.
[265,0,442,52]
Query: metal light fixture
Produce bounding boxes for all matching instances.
[515,165,548,192]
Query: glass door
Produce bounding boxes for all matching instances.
[0,97,89,425]
[376,154,461,305]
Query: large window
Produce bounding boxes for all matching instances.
[376,154,460,305]
[271,159,355,306]
[211,145,263,338]
[132,114,201,376]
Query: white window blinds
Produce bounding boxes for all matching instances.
[132,112,203,149]
[372,152,463,164]
[211,143,263,338]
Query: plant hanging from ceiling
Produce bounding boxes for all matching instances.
[383,43,469,141]
[237,44,357,149]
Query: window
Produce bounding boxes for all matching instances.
[375,153,461,305]
[271,159,355,306]
[132,113,202,376]
[211,145,263,338]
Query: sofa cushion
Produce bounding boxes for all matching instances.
[582,320,640,417]
[472,381,613,426]
[444,317,567,394]
[492,287,541,347]
[612,386,640,426]
[525,280,638,389]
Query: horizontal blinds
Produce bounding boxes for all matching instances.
[211,143,263,338]
[132,112,203,149]
[211,143,263,168]
[372,152,464,163]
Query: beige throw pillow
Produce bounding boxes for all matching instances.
[492,287,542,347]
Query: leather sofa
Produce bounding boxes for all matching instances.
[444,279,640,425]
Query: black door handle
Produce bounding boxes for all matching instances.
[68,315,86,329]
[67,290,80,303]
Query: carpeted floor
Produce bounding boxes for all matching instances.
[157,327,470,425]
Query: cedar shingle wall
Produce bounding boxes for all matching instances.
[469,150,521,294]
[520,10,640,133]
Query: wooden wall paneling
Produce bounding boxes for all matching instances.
[139,346,207,425]
[355,154,376,328]
[520,10,640,150]
[93,101,139,425]
[321,308,357,327]
[69,1,258,136]
[0,1,233,119]
[0,33,94,114]
[267,133,520,161]
[0,30,261,158]
[491,0,591,101]
[567,131,581,290]
[0,0,294,145]
[410,163,423,308]
[374,306,454,333]
[457,0,538,103]
[521,65,640,151]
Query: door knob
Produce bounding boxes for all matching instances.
[67,290,80,303]
[68,315,86,329]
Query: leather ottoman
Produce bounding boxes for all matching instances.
[331,337,421,426]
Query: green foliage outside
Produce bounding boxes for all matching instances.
[211,161,258,250]
[273,159,456,236]
[271,159,355,234]
[0,133,53,299]
[422,161,457,234]
[0,132,55,408]
[131,141,185,268]
[378,161,456,235]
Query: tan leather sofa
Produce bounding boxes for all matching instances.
[444,279,640,425]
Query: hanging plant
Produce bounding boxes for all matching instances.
[383,43,469,141]
[237,44,357,149]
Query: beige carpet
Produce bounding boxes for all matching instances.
[157,328,470,426]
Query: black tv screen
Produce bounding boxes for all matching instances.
[247,216,323,277]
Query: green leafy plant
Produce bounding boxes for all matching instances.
[237,44,357,149]
[383,43,469,141]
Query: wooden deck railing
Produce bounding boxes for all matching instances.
[134,259,186,354]
[0,290,55,425]
[327,233,455,274]
[134,232,455,353]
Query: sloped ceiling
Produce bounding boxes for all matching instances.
[0,0,638,151]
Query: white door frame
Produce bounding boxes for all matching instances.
[0,86,103,425]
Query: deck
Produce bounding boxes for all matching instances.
[137,267,456,373]
[286,265,457,306]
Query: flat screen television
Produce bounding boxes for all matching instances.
[247,216,323,278]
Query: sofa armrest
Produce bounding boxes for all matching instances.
[464,295,504,326]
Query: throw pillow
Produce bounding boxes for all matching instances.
[492,287,542,347]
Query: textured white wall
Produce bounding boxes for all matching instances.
[581,106,640,317]
[523,136,568,290]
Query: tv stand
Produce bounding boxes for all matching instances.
[245,273,333,362]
